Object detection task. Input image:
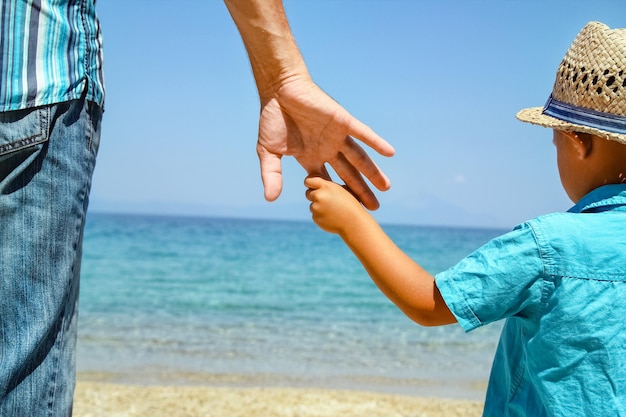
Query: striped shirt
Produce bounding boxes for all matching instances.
[0,0,105,112]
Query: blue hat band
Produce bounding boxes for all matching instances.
[543,95,626,135]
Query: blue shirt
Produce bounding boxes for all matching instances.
[0,0,105,111]
[436,184,626,417]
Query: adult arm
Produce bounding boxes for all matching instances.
[224,0,395,210]
[305,176,457,326]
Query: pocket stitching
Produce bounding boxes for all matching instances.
[0,109,48,156]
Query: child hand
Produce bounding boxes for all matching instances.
[304,176,366,234]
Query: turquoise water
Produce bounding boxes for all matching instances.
[77,213,506,400]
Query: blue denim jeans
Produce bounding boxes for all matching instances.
[0,98,102,416]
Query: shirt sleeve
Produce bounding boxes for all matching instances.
[435,222,545,332]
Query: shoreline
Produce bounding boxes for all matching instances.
[76,369,488,401]
[74,380,484,417]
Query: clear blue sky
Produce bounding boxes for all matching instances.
[90,0,624,229]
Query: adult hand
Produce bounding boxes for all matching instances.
[224,0,394,209]
[258,76,395,210]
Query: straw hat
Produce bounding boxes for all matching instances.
[517,21,626,144]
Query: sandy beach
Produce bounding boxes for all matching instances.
[74,380,484,417]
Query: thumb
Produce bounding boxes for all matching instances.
[257,146,283,202]
[304,175,327,190]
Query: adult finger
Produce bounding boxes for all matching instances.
[340,136,391,192]
[257,145,284,202]
[348,117,395,157]
[330,152,379,211]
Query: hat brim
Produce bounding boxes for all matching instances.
[517,107,626,145]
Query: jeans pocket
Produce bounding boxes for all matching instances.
[0,107,50,186]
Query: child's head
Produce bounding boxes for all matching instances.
[517,21,626,202]
[552,129,626,202]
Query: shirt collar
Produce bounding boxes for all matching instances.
[568,184,626,214]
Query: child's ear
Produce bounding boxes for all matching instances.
[562,131,593,159]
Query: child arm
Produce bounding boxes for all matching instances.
[305,176,457,326]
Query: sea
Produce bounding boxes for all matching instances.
[76,212,508,400]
